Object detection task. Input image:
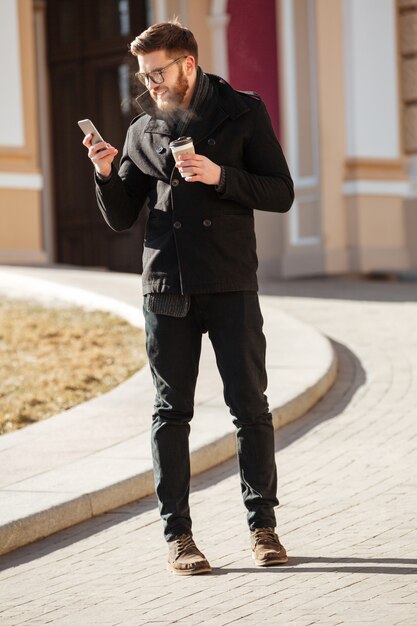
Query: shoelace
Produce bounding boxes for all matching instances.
[173,534,197,557]
[252,528,277,545]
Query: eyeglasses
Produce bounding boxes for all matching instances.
[136,56,186,86]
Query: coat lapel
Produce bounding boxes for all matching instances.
[143,117,173,137]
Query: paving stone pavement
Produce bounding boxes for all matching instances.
[0,277,416,626]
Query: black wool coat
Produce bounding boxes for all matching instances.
[96,73,294,295]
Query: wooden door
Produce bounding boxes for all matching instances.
[47,0,147,272]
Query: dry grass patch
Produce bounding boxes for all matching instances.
[0,298,146,435]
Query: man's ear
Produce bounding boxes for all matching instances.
[184,55,196,74]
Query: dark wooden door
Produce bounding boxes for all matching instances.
[47,0,147,272]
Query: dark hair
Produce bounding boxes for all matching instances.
[130,18,198,63]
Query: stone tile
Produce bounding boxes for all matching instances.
[1,272,417,624]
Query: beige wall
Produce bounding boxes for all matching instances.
[2,0,415,275]
[317,0,412,276]
[279,0,414,278]
[0,0,45,263]
[0,188,44,261]
[346,194,409,271]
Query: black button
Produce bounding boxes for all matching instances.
[207,138,216,146]
[156,145,165,154]
[172,179,179,187]
[203,219,212,227]
[173,221,182,229]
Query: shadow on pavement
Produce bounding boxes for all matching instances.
[275,338,366,453]
[0,338,365,571]
[259,276,417,303]
[211,558,417,575]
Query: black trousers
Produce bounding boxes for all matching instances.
[143,291,279,541]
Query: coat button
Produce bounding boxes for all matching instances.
[156,145,165,154]
[207,138,216,146]
[172,179,179,187]
[203,219,212,227]
[173,221,182,229]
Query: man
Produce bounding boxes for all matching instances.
[83,19,294,576]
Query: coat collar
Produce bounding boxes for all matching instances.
[137,73,250,138]
[210,74,251,120]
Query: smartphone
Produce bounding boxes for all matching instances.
[78,119,105,145]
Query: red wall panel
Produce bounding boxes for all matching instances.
[227,0,280,137]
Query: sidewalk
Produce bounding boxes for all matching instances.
[0,273,416,624]
[0,266,336,557]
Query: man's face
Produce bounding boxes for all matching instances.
[138,50,190,112]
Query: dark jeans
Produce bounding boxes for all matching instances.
[143,291,278,541]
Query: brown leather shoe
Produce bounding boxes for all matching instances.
[167,534,212,576]
[250,527,288,566]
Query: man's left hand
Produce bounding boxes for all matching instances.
[176,154,221,185]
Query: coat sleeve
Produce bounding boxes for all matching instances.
[95,128,151,231]
[217,100,294,213]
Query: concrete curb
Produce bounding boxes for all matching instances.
[0,268,337,556]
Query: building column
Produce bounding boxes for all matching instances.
[343,0,409,272]
[279,0,324,277]
[208,0,230,81]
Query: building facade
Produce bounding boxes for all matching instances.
[1,0,416,278]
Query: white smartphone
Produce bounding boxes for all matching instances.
[78,119,105,145]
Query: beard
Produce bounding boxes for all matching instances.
[150,66,189,112]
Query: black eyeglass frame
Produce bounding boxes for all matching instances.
[136,56,186,86]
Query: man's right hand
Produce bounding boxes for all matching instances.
[82,133,118,178]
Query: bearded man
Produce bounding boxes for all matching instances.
[83,19,294,576]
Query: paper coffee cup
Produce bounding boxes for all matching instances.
[169,137,195,177]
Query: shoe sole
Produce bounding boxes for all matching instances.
[167,563,212,576]
[252,553,289,567]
